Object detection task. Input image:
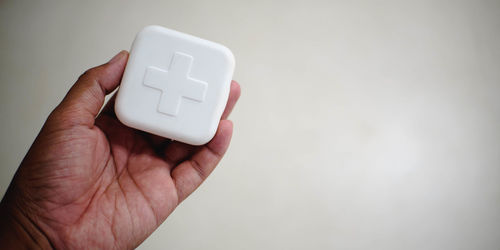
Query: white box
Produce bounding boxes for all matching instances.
[115,25,235,145]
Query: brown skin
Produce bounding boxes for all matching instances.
[0,51,241,249]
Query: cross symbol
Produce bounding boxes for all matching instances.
[143,52,208,116]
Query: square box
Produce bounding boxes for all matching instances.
[115,25,235,145]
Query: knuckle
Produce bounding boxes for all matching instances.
[79,67,100,81]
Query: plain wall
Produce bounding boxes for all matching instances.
[1,0,500,249]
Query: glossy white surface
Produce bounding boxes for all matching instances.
[115,26,234,145]
[1,1,499,249]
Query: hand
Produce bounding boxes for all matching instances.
[0,51,241,249]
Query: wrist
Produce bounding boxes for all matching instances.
[0,189,53,249]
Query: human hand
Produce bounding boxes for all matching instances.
[0,51,241,249]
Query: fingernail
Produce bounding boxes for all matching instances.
[108,50,125,64]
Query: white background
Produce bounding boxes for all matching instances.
[1,0,499,249]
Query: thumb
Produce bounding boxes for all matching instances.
[50,50,128,128]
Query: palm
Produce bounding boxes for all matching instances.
[46,117,179,249]
[6,51,240,249]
